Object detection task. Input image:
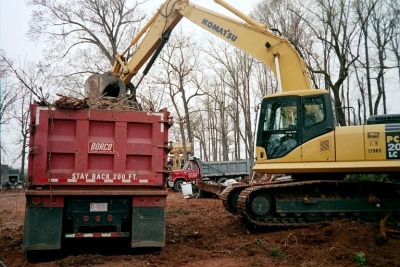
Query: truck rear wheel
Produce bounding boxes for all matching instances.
[25,250,61,263]
[174,180,184,192]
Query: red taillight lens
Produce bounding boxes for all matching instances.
[32,196,41,205]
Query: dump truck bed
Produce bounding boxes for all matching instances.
[199,159,250,178]
[28,104,170,188]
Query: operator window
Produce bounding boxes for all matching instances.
[262,99,299,159]
[264,101,298,131]
[303,96,325,128]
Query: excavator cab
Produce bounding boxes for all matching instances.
[257,89,336,160]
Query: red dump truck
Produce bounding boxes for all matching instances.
[23,103,171,260]
[168,156,251,192]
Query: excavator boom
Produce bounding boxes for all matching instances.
[85,0,313,100]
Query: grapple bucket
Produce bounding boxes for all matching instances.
[84,72,127,100]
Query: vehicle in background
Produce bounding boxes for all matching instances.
[167,142,192,171]
[168,156,250,192]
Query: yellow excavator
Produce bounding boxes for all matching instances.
[86,0,400,228]
[168,142,192,171]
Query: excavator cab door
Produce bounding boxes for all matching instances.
[260,97,300,160]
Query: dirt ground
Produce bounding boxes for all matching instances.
[0,189,399,267]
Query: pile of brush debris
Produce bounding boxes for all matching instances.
[53,94,141,111]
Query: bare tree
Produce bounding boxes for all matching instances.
[354,66,368,123]
[0,52,19,135]
[354,0,398,116]
[234,49,257,161]
[9,86,33,182]
[251,0,320,87]
[0,53,24,166]
[370,1,397,114]
[389,0,400,82]
[190,110,209,161]
[0,51,17,164]
[302,0,361,126]
[204,42,237,160]
[203,90,220,161]
[253,61,279,97]
[355,0,378,118]
[0,51,49,181]
[203,39,257,161]
[207,77,232,161]
[155,30,205,161]
[27,0,147,95]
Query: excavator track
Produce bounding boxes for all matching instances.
[235,180,400,229]
[220,183,250,215]
[220,180,285,215]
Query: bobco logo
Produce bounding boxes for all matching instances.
[88,142,114,153]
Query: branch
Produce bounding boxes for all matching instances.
[0,53,50,105]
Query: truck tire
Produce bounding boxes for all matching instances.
[174,180,184,192]
[25,250,60,263]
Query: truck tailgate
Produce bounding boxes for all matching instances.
[28,105,170,187]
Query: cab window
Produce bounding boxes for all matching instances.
[264,101,297,131]
[186,162,198,171]
[303,97,325,128]
[261,99,299,159]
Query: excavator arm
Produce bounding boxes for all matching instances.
[85,0,313,100]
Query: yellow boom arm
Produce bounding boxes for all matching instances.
[113,0,313,92]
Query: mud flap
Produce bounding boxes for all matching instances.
[131,206,165,248]
[23,207,63,251]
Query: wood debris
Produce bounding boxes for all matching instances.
[88,97,141,111]
[53,95,141,111]
[378,212,391,243]
[53,94,88,109]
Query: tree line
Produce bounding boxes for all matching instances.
[0,0,399,174]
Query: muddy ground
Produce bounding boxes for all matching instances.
[0,189,399,267]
